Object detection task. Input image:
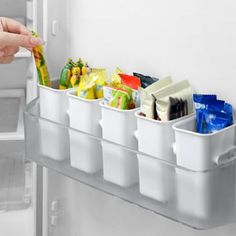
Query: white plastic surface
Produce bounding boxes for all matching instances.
[176,165,235,221]
[100,102,139,149]
[39,83,72,161]
[69,130,103,173]
[173,116,236,171]
[102,142,138,187]
[100,103,139,187]
[39,83,71,125]
[68,91,102,136]
[137,154,174,202]
[135,112,193,163]
[67,91,103,173]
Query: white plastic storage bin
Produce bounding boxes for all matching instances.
[173,116,236,221]
[135,112,192,202]
[137,154,174,202]
[38,81,72,161]
[100,102,139,187]
[135,112,193,163]
[173,116,236,171]
[67,91,103,173]
[176,164,236,222]
[100,102,139,148]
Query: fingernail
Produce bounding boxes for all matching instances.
[0,51,4,57]
[30,37,44,46]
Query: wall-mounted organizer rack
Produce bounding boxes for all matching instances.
[24,83,236,230]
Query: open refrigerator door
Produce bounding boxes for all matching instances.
[0,0,43,235]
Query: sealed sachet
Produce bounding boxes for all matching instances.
[133,72,159,88]
[91,69,109,98]
[32,31,51,87]
[140,76,173,119]
[118,74,141,90]
[77,75,96,99]
[152,80,193,121]
[103,86,134,110]
[109,69,141,108]
[193,94,233,133]
[111,67,124,87]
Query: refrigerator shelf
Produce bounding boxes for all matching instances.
[24,98,236,230]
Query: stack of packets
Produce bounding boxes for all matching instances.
[140,77,194,121]
[102,68,158,110]
[59,58,90,90]
[193,94,233,134]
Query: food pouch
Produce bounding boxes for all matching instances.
[133,72,159,88]
[153,80,193,121]
[140,76,173,119]
[91,69,109,99]
[111,67,123,86]
[200,109,233,134]
[77,75,95,99]
[59,59,73,89]
[118,74,141,90]
[32,31,51,87]
[103,86,134,110]
[68,67,80,88]
[194,97,225,132]
[193,94,234,133]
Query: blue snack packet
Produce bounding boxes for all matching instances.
[193,94,234,134]
[200,110,233,134]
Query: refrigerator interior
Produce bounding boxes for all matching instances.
[0,0,38,235]
[38,0,236,235]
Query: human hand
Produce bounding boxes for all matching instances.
[0,17,43,64]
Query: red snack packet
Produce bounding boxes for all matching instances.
[118,73,141,90]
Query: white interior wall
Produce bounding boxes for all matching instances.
[67,0,236,107]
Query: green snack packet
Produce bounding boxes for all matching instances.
[110,90,131,110]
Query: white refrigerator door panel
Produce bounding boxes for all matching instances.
[46,169,236,236]
[42,0,236,235]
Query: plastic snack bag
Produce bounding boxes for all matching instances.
[140,76,173,119]
[118,74,141,90]
[68,66,80,88]
[133,72,159,88]
[193,94,233,133]
[59,59,74,90]
[91,69,109,99]
[103,86,134,110]
[77,75,96,99]
[111,67,124,87]
[152,80,194,121]
[32,31,51,87]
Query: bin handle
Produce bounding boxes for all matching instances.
[172,143,177,155]
[134,130,138,140]
[99,119,103,128]
[215,146,236,166]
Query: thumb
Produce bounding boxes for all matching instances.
[0,32,43,49]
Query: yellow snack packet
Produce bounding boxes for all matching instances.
[77,75,95,99]
[90,69,109,99]
[111,67,123,87]
[32,31,51,87]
